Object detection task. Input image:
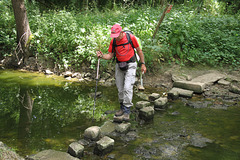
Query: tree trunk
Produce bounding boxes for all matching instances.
[152,4,170,39]
[11,0,32,65]
[112,0,116,9]
[84,0,89,10]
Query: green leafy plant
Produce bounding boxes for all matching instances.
[1,2,240,70]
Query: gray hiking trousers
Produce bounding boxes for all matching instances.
[115,62,137,108]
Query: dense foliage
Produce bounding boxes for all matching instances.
[0,0,239,70]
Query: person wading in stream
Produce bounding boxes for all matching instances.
[96,24,147,122]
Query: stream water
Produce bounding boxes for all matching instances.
[0,69,240,159]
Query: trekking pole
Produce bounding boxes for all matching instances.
[93,58,100,121]
[138,71,145,91]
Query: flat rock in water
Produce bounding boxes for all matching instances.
[27,149,78,160]
[94,136,114,156]
[170,88,193,98]
[173,81,205,94]
[100,120,117,136]
[191,72,225,84]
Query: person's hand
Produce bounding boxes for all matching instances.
[141,64,146,74]
[96,51,103,58]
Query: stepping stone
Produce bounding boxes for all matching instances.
[136,101,151,110]
[100,121,117,136]
[94,136,114,156]
[191,72,225,84]
[84,126,101,141]
[148,93,161,102]
[173,81,205,93]
[169,88,193,98]
[154,97,168,109]
[115,123,131,133]
[27,149,78,160]
[68,142,84,158]
[167,89,179,100]
[139,106,155,120]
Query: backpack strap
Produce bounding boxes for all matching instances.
[112,38,116,62]
[126,32,137,62]
[112,32,135,62]
[125,32,134,50]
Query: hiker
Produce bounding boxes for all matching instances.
[96,24,147,122]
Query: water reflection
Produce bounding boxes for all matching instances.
[0,70,118,156]
[18,86,34,139]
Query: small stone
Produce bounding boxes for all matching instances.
[168,90,179,100]
[218,79,230,85]
[148,93,161,102]
[171,111,180,115]
[45,69,53,75]
[72,72,82,79]
[63,71,72,77]
[84,126,101,141]
[154,97,168,109]
[94,136,114,155]
[78,139,89,146]
[115,123,131,133]
[139,106,155,120]
[170,88,193,98]
[68,142,84,158]
[135,101,151,110]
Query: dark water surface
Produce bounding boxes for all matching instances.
[0,70,240,159]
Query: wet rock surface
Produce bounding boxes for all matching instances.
[94,136,114,156]
[26,149,78,160]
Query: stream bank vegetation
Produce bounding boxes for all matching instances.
[0,0,240,72]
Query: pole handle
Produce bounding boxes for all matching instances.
[96,58,100,80]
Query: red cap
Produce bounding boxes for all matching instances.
[110,24,122,38]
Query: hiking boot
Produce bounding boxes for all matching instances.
[122,113,130,122]
[115,103,124,117]
[113,115,123,123]
[115,109,124,116]
[113,113,130,123]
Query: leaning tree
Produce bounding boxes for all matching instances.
[11,0,32,67]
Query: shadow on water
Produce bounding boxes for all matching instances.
[0,69,240,159]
